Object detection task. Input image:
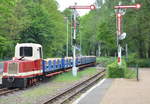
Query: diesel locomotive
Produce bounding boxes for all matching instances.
[2,43,96,88]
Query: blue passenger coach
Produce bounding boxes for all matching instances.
[42,56,96,74]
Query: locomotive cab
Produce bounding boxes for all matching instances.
[15,43,43,60]
[2,43,43,88]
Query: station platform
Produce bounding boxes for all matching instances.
[73,68,150,104]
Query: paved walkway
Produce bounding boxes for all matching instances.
[100,68,150,104]
[73,79,113,104]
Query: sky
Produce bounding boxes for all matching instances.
[56,0,96,16]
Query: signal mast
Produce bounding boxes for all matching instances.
[69,3,96,76]
[114,3,141,65]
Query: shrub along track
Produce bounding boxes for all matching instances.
[43,69,105,104]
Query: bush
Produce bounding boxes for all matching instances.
[126,53,138,67]
[127,58,150,67]
[107,60,136,78]
[126,53,150,67]
[136,59,150,67]
[107,60,126,78]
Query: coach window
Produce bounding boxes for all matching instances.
[20,47,33,57]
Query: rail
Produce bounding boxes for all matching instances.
[0,88,20,96]
[43,69,105,104]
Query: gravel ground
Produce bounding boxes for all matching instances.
[100,68,150,104]
[0,67,102,104]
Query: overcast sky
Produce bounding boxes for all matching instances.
[56,0,96,16]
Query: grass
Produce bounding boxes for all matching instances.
[19,86,61,104]
[54,67,98,82]
[106,59,136,79]
[96,57,116,67]
[21,67,98,100]
[125,68,136,79]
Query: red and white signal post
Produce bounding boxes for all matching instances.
[114,3,141,65]
[69,3,96,76]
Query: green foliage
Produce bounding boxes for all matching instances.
[107,60,126,78]
[136,59,150,67]
[80,0,117,56]
[0,0,150,61]
[96,57,116,67]
[80,0,150,59]
[0,0,67,59]
[107,60,136,78]
[122,0,150,58]
[127,53,150,67]
[18,0,66,57]
[0,36,13,58]
[126,53,150,67]
[126,53,138,67]
[125,68,136,79]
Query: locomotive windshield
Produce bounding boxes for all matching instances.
[20,47,33,57]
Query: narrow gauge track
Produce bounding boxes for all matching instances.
[0,88,20,96]
[43,69,105,104]
[0,63,95,94]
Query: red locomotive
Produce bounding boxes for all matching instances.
[2,43,96,88]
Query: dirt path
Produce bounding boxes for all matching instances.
[101,68,150,104]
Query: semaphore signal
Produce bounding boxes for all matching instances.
[114,3,141,65]
[69,5,96,10]
[69,3,96,76]
[114,4,141,9]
